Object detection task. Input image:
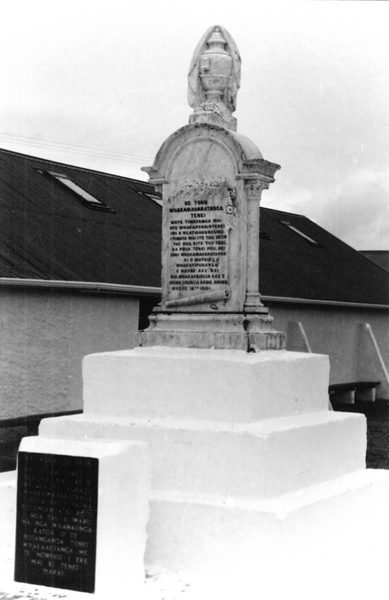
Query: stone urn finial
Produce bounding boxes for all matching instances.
[188,25,241,131]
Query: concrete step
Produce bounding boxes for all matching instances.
[3,469,389,597]
[0,471,17,562]
[82,347,330,421]
[145,469,389,578]
[39,410,366,499]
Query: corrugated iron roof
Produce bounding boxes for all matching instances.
[0,148,162,287]
[0,147,387,306]
[360,251,389,273]
[259,209,389,305]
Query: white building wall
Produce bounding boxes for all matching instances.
[0,287,139,419]
[1,286,388,419]
[268,301,389,398]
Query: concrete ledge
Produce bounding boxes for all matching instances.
[83,348,330,420]
[4,469,389,598]
[145,469,389,574]
[136,312,286,350]
[39,411,366,499]
[0,471,17,562]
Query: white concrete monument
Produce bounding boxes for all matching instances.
[2,25,389,599]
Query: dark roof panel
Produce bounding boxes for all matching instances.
[259,209,389,305]
[360,251,389,273]
[0,148,162,287]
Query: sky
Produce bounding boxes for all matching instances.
[0,0,388,250]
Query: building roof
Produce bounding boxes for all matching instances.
[0,148,162,287]
[259,209,389,306]
[359,251,389,273]
[0,147,388,306]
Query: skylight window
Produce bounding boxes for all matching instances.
[41,171,113,212]
[280,221,319,245]
[50,173,102,204]
[140,192,163,206]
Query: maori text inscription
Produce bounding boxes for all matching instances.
[166,178,236,308]
[15,452,98,593]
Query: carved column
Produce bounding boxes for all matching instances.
[243,177,270,313]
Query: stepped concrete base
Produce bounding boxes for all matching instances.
[0,472,17,565]
[39,411,366,499]
[3,470,389,599]
[146,469,389,574]
[83,347,330,419]
[2,346,389,598]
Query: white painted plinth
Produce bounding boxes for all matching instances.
[0,472,17,569]
[11,437,151,598]
[146,469,389,574]
[2,345,389,598]
[83,347,330,420]
[39,411,366,499]
[4,469,389,599]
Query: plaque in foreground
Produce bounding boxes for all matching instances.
[15,451,98,593]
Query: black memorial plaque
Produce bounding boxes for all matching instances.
[15,452,98,593]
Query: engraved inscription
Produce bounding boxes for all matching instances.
[167,178,236,305]
[15,452,98,593]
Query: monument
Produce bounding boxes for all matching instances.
[136,25,285,351]
[2,24,389,599]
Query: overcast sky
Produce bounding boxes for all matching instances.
[1,1,388,250]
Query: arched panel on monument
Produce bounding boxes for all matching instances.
[162,131,247,313]
[167,138,238,182]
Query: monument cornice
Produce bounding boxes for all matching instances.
[237,159,281,181]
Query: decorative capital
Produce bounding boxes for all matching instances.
[244,179,270,198]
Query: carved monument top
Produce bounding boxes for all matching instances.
[188,25,241,131]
